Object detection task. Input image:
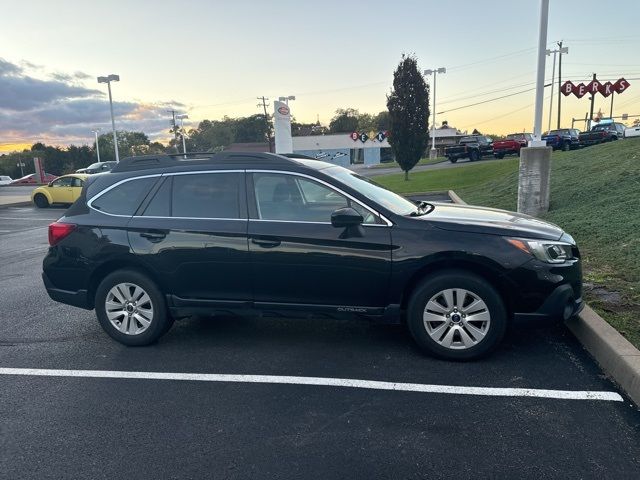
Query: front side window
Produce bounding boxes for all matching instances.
[320,166,417,216]
[172,172,241,219]
[52,177,73,188]
[91,177,156,216]
[253,173,380,224]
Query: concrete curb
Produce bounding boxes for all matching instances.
[448,190,467,205]
[566,307,640,405]
[448,189,640,406]
[0,201,32,209]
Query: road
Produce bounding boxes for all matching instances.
[1,205,640,479]
[354,157,506,177]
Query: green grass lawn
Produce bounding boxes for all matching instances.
[376,140,640,347]
[369,156,447,169]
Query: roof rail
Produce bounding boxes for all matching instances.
[109,152,299,173]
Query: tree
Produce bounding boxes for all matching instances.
[386,55,430,180]
[329,108,360,133]
[375,111,391,131]
[97,131,155,161]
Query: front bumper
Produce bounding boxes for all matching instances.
[513,283,583,326]
[42,272,92,310]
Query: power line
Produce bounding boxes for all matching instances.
[458,94,552,131]
[438,85,552,115]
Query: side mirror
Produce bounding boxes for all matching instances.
[331,207,363,228]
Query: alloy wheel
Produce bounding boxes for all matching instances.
[423,288,491,350]
[105,282,154,335]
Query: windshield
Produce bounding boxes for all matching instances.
[592,124,613,131]
[323,166,419,216]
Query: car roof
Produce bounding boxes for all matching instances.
[59,173,89,179]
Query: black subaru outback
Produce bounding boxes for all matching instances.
[42,152,582,360]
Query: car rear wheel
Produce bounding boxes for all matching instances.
[95,269,173,346]
[449,157,458,163]
[33,194,49,208]
[407,271,507,360]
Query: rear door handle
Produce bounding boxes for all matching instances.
[140,230,167,242]
[251,237,281,248]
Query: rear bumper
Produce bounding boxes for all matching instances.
[513,283,583,327]
[42,272,92,310]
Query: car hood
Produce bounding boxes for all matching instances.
[418,203,564,240]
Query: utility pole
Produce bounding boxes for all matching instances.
[257,96,273,152]
[167,109,179,151]
[588,73,597,130]
[556,41,568,129]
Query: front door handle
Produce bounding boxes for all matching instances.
[251,237,281,248]
[140,230,167,242]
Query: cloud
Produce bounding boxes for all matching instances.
[0,57,182,147]
[0,58,22,76]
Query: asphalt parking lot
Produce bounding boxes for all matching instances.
[1,205,640,479]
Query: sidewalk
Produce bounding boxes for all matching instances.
[0,195,31,207]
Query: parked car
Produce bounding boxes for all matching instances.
[624,124,640,138]
[31,174,88,208]
[492,133,532,158]
[42,153,583,360]
[579,122,626,147]
[542,129,580,151]
[76,161,117,174]
[444,136,494,163]
[10,173,57,185]
[0,175,13,186]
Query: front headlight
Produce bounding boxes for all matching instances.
[507,238,575,264]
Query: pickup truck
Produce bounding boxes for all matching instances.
[445,136,493,163]
[542,129,580,151]
[579,122,626,147]
[492,133,532,158]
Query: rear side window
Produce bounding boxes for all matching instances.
[91,177,156,216]
[142,177,172,217]
[172,173,242,219]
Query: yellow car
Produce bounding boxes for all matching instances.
[31,174,89,208]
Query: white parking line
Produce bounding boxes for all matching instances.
[0,367,623,402]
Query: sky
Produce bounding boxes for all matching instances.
[1,0,639,153]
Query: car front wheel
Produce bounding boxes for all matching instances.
[407,271,507,360]
[33,194,49,208]
[95,269,173,346]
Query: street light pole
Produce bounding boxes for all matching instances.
[97,74,120,162]
[278,95,296,106]
[92,129,102,162]
[530,0,549,147]
[546,49,557,133]
[556,41,568,129]
[424,68,446,158]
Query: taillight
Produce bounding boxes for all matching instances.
[48,222,76,246]
[556,135,561,141]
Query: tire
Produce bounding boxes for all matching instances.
[33,194,49,208]
[449,157,458,163]
[469,150,480,162]
[406,270,507,360]
[561,142,570,152]
[95,269,173,346]
[494,153,505,159]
